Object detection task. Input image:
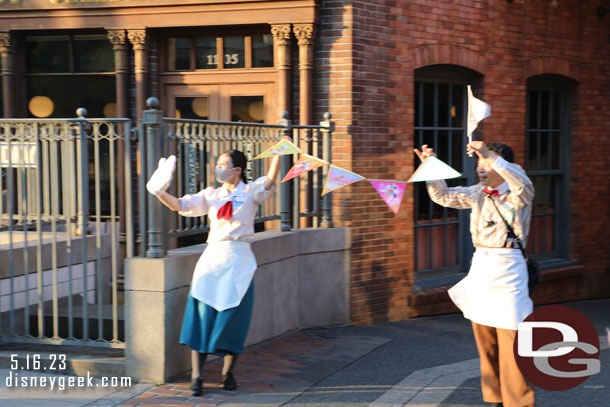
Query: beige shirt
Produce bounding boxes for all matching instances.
[178,176,274,242]
[426,156,534,248]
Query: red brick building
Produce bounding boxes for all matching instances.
[313,0,610,324]
[1,0,609,325]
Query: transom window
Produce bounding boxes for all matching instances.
[167,34,273,71]
[25,34,114,74]
[526,75,572,262]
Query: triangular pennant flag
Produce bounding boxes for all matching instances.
[368,180,407,214]
[408,156,462,182]
[467,85,491,143]
[321,165,366,195]
[281,154,328,183]
[251,139,302,160]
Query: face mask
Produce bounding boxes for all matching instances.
[215,166,237,183]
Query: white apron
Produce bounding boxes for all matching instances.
[190,240,257,311]
[448,247,533,330]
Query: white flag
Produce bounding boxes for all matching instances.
[467,85,491,142]
[407,156,462,183]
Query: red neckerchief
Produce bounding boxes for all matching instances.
[217,201,233,220]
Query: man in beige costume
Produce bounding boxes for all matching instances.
[415,141,535,407]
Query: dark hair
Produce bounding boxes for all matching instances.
[225,149,248,183]
[486,142,514,163]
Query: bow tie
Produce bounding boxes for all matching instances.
[217,201,233,220]
[483,188,501,197]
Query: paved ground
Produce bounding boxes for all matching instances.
[1,298,608,407]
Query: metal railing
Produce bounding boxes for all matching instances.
[0,110,132,348]
[0,97,334,347]
[139,97,334,258]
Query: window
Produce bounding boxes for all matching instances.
[167,34,274,71]
[526,75,572,262]
[231,96,264,123]
[24,34,115,118]
[26,34,114,74]
[24,33,117,218]
[414,65,480,289]
[175,97,209,120]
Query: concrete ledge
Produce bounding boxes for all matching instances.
[124,227,350,383]
[0,233,111,278]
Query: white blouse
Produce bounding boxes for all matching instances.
[178,176,274,242]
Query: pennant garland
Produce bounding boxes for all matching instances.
[321,165,366,196]
[281,154,328,183]
[251,138,302,160]
[246,87,487,210]
[467,85,491,145]
[407,156,462,183]
[368,180,407,214]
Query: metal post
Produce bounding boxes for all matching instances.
[143,97,166,258]
[320,112,334,228]
[76,108,90,340]
[278,111,292,231]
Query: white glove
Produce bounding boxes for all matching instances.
[146,155,176,196]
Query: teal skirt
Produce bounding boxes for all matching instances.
[179,281,254,356]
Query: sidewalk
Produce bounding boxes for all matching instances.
[1,298,608,407]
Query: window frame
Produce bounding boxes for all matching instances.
[164,29,274,73]
[20,30,116,119]
[23,32,115,75]
[525,75,574,267]
[413,65,481,290]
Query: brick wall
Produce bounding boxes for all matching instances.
[314,0,355,228]
[316,0,610,325]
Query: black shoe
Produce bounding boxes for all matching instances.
[190,377,203,396]
[223,372,237,390]
[489,403,503,407]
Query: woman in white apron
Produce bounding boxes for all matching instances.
[146,147,282,396]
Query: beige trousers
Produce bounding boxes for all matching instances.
[471,322,535,407]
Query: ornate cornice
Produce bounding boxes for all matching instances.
[270,24,291,46]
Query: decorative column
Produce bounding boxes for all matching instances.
[108,29,129,118]
[293,24,316,227]
[271,24,293,230]
[107,29,129,252]
[270,24,292,116]
[127,29,149,120]
[293,23,315,126]
[0,32,16,118]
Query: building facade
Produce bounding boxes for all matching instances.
[1,0,609,325]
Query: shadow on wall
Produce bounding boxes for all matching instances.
[351,234,392,324]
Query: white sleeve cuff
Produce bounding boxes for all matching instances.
[490,155,509,171]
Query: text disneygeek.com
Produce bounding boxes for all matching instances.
[5,371,132,391]
[6,354,131,390]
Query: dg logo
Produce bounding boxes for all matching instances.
[514,305,601,391]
